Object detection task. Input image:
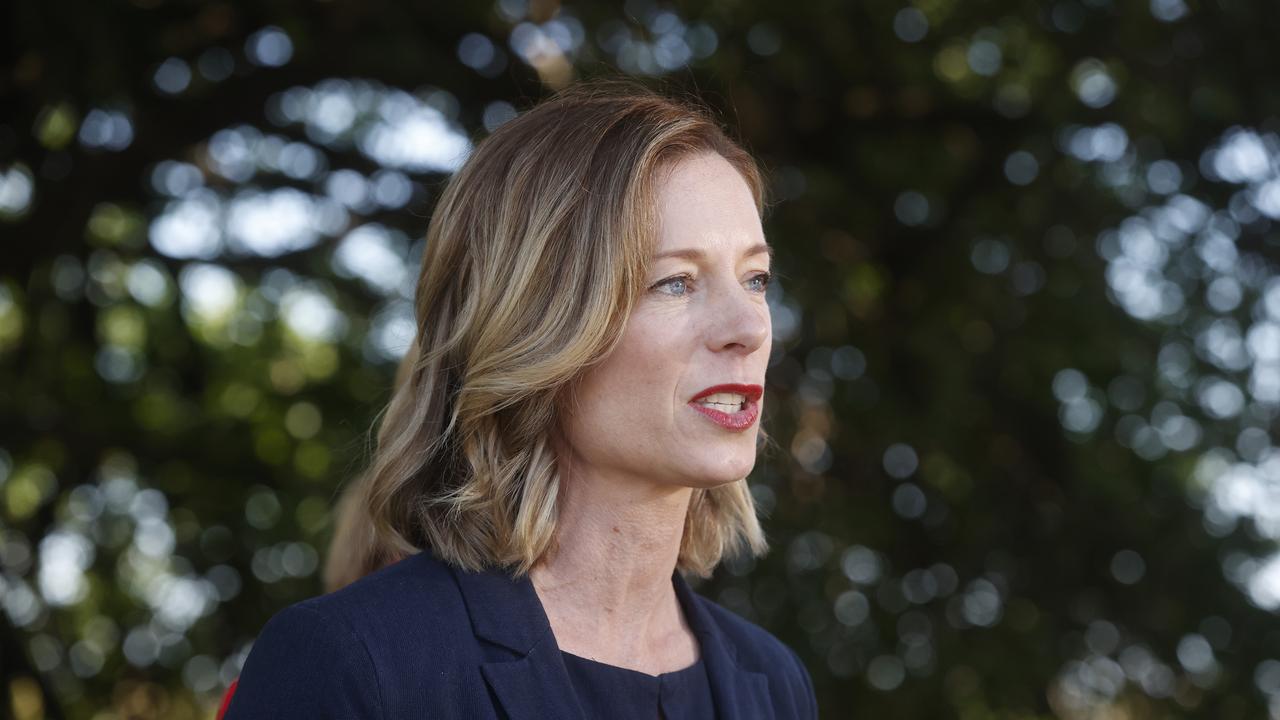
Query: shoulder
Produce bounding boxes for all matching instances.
[225,553,472,719]
[693,594,809,671]
[689,591,819,719]
[256,551,470,651]
[225,596,384,719]
[308,550,465,626]
[277,551,473,662]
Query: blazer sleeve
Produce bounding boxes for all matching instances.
[222,601,383,720]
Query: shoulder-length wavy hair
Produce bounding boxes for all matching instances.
[324,80,770,591]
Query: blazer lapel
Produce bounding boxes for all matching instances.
[451,561,774,720]
[479,640,585,720]
[673,572,776,720]
[450,562,585,720]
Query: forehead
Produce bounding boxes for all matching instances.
[652,153,765,256]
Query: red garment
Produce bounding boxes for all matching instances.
[217,679,238,719]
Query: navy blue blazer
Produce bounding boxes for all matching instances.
[224,551,818,719]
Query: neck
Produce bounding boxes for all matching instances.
[529,459,697,672]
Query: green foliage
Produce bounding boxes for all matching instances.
[3,0,1280,718]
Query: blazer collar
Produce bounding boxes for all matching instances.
[673,572,775,720]
[448,560,775,720]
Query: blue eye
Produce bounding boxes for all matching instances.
[653,274,691,296]
[651,272,772,297]
[747,271,772,293]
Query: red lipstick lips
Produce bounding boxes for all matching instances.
[688,383,764,431]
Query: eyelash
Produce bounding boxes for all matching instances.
[651,271,772,296]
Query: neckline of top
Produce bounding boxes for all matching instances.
[560,647,705,680]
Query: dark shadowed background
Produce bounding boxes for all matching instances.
[4,0,1280,717]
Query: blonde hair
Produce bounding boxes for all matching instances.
[324,80,769,591]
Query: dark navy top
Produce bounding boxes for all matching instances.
[561,650,717,719]
[225,551,820,719]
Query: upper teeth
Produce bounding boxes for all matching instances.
[698,393,746,406]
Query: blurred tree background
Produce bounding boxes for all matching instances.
[3,0,1280,717]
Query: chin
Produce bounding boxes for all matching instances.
[685,453,757,488]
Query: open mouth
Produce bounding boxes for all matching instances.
[693,392,748,413]
[687,384,763,431]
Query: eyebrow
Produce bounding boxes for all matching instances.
[654,243,774,262]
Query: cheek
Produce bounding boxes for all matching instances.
[575,317,687,416]
[602,314,691,419]
[759,310,773,359]
[620,301,683,355]
[563,355,677,465]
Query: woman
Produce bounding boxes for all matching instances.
[223,80,818,719]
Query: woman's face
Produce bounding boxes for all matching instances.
[560,152,772,492]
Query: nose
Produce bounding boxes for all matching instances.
[703,278,771,354]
